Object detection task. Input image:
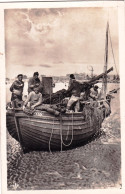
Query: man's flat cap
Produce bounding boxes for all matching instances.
[17,74,23,77]
[33,72,39,76]
[70,74,75,79]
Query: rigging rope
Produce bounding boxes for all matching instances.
[109,26,119,77]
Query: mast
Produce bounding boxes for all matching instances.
[102,22,109,99]
[90,66,94,78]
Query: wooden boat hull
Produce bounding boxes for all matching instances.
[6,103,107,152]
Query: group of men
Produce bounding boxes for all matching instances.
[10,72,99,111]
[10,72,42,109]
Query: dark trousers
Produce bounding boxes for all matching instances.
[11,93,22,101]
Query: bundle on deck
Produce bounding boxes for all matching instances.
[42,89,68,104]
[42,81,98,105]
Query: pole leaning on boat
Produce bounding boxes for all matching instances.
[12,103,26,153]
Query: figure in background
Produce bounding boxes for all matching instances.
[28,72,42,94]
[89,85,99,100]
[10,74,24,103]
[23,86,42,110]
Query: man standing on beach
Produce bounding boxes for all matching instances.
[10,74,24,102]
[28,72,42,94]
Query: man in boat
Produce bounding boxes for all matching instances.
[89,85,99,100]
[66,78,83,112]
[23,86,42,110]
[23,87,61,116]
[28,72,43,94]
[68,74,76,89]
[10,74,24,104]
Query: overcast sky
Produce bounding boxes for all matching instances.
[5,7,119,79]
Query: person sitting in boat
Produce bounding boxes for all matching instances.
[28,72,43,94]
[89,85,99,100]
[23,86,42,110]
[10,74,24,105]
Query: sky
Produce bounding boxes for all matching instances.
[5,7,119,79]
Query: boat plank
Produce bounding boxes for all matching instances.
[7,124,16,130]
[21,128,60,147]
[7,126,17,133]
[21,128,95,151]
[20,122,95,142]
[21,125,61,144]
[20,117,85,125]
[22,136,59,151]
[15,111,85,118]
[19,120,92,133]
[19,121,94,137]
[19,118,88,127]
[6,121,15,126]
[21,133,49,149]
[6,119,15,123]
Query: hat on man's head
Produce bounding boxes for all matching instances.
[94,85,98,89]
[33,72,39,76]
[70,74,75,79]
[17,74,23,77]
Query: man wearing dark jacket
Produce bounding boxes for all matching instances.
[10,74,24,102]
[28,72,42,94]
[66,76,83,111]
[68,74,76,89]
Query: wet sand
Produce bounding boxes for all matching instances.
[7,84,121,190]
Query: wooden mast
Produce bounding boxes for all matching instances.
[102,22,109,99]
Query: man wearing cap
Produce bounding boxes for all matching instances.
[28,72,41,94]
[68,74,76,89]
[10,74,24,102]
[66,74,83,112]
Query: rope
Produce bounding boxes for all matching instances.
[109,26,119,76]
[98,107,103,128]
[60,115,63,152]
[49,119,55,153]
[65,125,70,141]
[104,106,106,119]
[89,110,92,130]
[60,113,74,150]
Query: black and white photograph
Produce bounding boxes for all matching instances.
[0,1,125,193]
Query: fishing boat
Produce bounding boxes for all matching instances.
[6,23,118,153]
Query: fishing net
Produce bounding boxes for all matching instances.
[23,108,35,115]
[83,102,104,131]
[43,89,67,104]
